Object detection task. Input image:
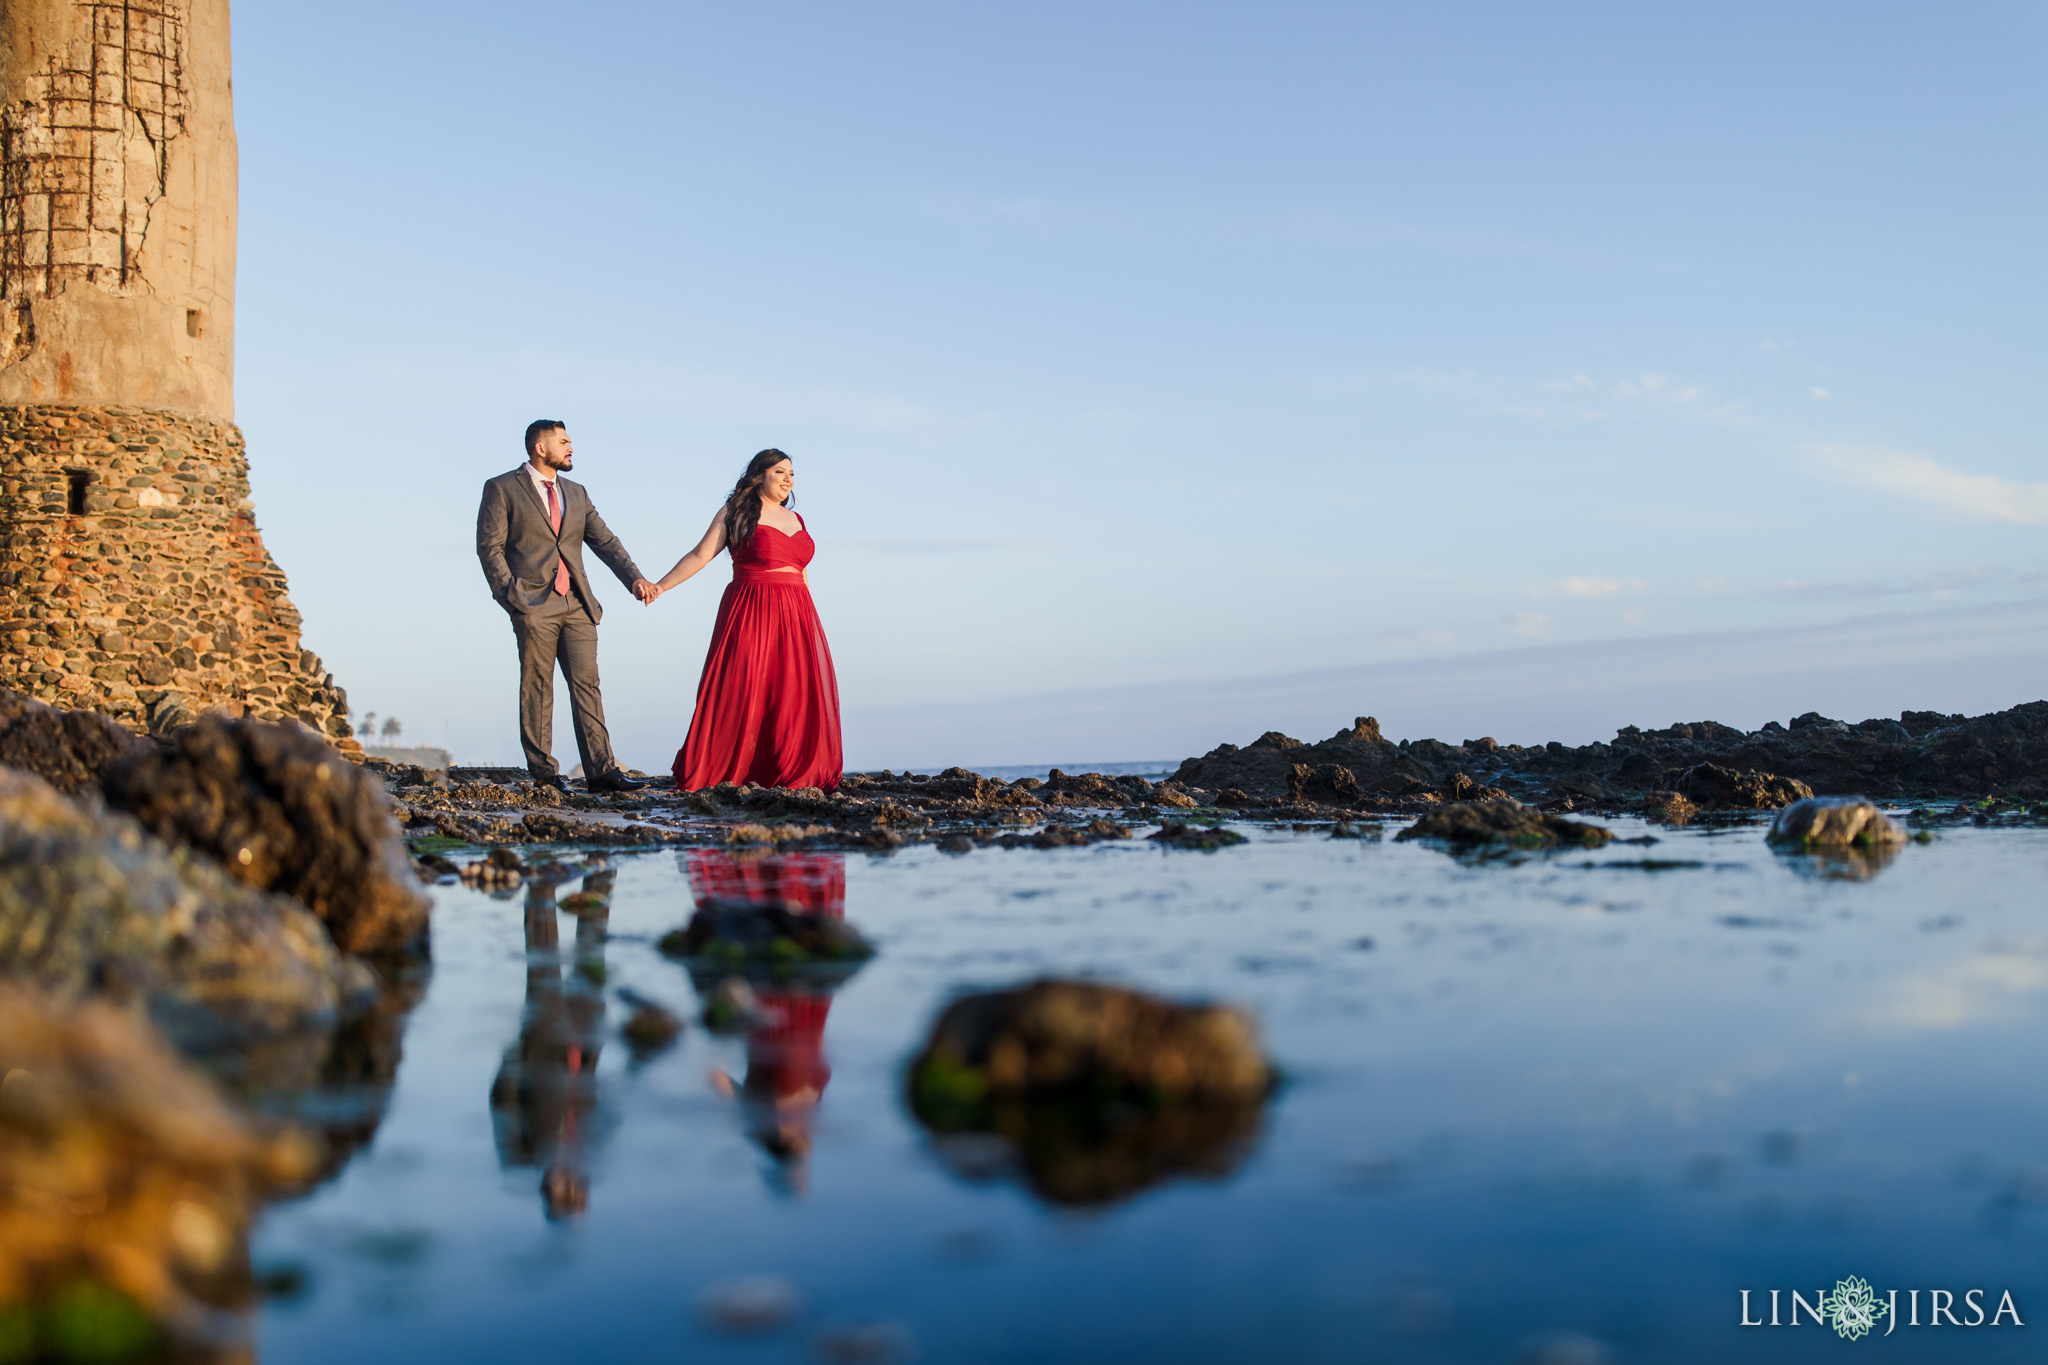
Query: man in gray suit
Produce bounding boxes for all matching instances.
[477,420,656,792]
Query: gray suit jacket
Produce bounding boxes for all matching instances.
[476,467,645,623]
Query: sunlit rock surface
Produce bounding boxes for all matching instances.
[0,766,368,1049]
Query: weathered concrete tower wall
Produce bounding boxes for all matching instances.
[0,0,350,742]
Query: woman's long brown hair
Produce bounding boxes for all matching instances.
[723,448,793,554]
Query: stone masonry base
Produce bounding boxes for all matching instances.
[0,405,354,748]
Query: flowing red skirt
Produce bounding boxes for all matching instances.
[673,574,842,792]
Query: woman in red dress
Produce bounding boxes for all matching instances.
[650,449,842,792]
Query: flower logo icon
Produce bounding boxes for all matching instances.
[1820,1276,1888,1340]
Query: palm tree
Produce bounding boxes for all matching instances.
[358,711,378,739]
[382,717,403,744]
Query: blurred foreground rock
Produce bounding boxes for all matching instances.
[101,717,429,959]
[0,689,149,797]
[907,980,1271,1205]
[1767,797,1908,848]
[0,767,370,1049]
[0,989,319,1360]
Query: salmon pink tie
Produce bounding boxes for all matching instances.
[544,480,570,595]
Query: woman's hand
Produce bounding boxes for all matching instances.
[652,505,732,595]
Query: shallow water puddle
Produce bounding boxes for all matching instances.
[252,822,2048,1362]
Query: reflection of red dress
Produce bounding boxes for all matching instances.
[682,851,846,1115]
[673,515,842,793]
[683,849,846,917]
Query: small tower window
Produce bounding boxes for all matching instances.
[66,470,92,515]
[185,309,201,338]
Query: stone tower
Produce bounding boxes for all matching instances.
[0,0,351,743]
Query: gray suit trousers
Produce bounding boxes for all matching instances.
[512,591,617,779]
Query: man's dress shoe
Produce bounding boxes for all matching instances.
[589,770,649,792]
[532,773,570,792]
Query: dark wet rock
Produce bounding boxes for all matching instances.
[412,853,462,882]
[1396,798,1613,848]
[908,979,1271,1105]
[1173,700,2048,806]
[1774,840,1902,882]
[1147,820,1249,850]
[461,847,526,889]
[0,988,321,1351]
[1033,769,1156,809]
[616,990,683,1059]
[1152,782,1200,809]
[1642,790,1697,826]
[921,1087,1268,1207]
[1548,771,1623,802]
[1289,763,1359,804]
[838,767,1043,813]
[98,717,430,959]
[1674,762,1812,810]
[994,819,1130,850]
[1176,716,1479,804]
[520,810,678,845]
[1766,797,1908,847]
[0,767,371,1049]
[907,979,1271,1206]
[0,687,148,796]
[936,835,974,854]
[658,904,874,966]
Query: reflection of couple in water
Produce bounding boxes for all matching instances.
[489,850,857,1215]
[488,866,614,1219]
[689,849,850,1193]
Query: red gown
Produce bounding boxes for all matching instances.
[673,513,843,792]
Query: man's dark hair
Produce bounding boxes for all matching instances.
[524,419,565,459]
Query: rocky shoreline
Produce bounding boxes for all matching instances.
[377,700,2048,863]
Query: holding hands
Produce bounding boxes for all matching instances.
[632,578,662,605]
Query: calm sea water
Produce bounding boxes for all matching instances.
[248,819,2048,1363]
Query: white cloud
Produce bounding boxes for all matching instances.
[1817,446,2048,527]
[1506,611,1555,637]
[1526,576,1646,600]
[1381,627,1460,650]
[1810,387,1830,399]
[1852,945,2048,1031]
[1556,576,1645,599]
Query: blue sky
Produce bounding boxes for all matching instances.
[232,1,2047,769]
